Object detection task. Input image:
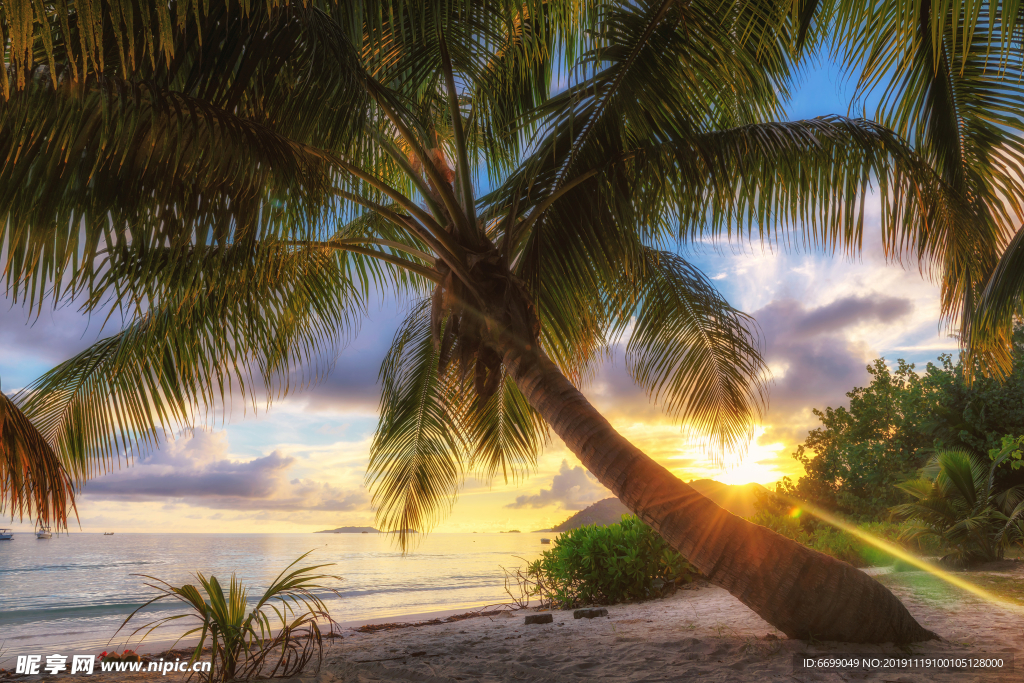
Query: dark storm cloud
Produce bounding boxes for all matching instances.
[505,460,609,510]
[80,433,370,512]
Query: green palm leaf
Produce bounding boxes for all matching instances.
[832,0,1024,372]
[613,250,768,455]
[367,303,469,548]
[15,243,361,481]
[466,368,548,485]
[1,387,75,528]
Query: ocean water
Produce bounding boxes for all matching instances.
[0,532,549,659]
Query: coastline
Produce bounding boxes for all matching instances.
[7,565,1021,683]
[0,531,546,658]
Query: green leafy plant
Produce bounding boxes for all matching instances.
[749,509,937,567]
[117,552,341,682]
[527,516,698,609]
[892,445,1024,567]
[992,435,1024,472]
[777,329,1024,522]
[750,510,866,565]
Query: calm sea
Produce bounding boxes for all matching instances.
[0,532,549,659]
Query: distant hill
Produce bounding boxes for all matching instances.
[538,498,630,532]
[537,480,766,532]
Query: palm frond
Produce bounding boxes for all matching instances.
[834,0,1024,77]
[611,250,768,457]
[466,368,547,485]
[833,0,1024,372]
[15,243,360,481]
[1,1,371,309]
[0,388,75,528]
[367,302,469,549]
[933,448,984,508]
[976,223,1024,339]
[644,118,963,261]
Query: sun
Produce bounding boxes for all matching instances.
[711,428,789,487]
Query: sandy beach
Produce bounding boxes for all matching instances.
[317,570,1023,682]
[18,562,1018,683]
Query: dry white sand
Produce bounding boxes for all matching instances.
[14,564,1021,683]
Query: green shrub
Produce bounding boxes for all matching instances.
[748,510,808,543]
[807,527,864,565]
[892,443,1024,567]
[117,552,340,682]
[748,514,937,567]
[528,516,698,609]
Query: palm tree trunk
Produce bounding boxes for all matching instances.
[502,340,937,644]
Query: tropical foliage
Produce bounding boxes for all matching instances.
[117,553,340,682]
[777,326,1024,520]
[749,504,936,567]
[0,384,75,529]
[528,516,698,609]
[0,0,1007,538]
[892,439,1024,567]
[825,0,1024,372]
[4,0,1024,642]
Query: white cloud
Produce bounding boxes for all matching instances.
[505,460,610,510]
[80,431,371,513]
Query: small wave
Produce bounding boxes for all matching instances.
[0,601,176,627]
[0,560,160,575]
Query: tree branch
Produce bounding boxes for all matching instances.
[290,241,442,282]
[363,77,473,239]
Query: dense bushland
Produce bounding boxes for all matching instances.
[777,327,1024,522]
[764,326,1024,567]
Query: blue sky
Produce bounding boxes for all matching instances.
[1,56,961,533]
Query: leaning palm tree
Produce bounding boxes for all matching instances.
[5,0,1017,642]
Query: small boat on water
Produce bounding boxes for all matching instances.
[540,538,551,544]
[103,532,115,536]
[0,529,13,540]
[36,527,53,539]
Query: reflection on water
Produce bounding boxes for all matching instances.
[0,532,547,656]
